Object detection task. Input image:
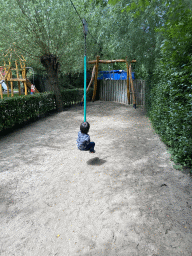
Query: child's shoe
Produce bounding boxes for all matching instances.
[89,150,95,153]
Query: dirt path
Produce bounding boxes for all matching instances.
[0,101,192,256]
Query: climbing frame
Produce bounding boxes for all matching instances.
[0,47,39,99]
[88,56,136,108]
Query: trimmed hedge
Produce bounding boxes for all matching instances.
[0,92,56,131]
[149,74,192,168]
[146,2,192,169]
[0,88,94,132]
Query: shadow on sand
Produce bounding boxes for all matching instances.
[87,157,107,166]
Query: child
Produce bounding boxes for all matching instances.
[77,122,95,153]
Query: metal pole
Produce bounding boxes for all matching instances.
[83,19,88,122]
[84,34,87,122]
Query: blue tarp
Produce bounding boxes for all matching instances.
[98,70,135,80]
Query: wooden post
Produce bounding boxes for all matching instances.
[9,64,14,97]
[92,55,99,101]
[0,83,3,99]
[6,63,10,98]
[15,61,21,96]
[22,62,27,95]
[7,81,10,97]
[11,79,14,97]
[0,67,3,99]
[126,60,130,104]
[129,64,136,108]
[8,62,13,97]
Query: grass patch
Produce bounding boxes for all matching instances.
[0,93,29,100]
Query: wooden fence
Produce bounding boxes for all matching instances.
[99,79,145,106]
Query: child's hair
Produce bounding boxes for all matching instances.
[80,122,90,134]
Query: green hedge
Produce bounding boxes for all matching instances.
[149,74,192,168]
[147,2,192,169]
[0,88,94,132]
[0,92,56,131]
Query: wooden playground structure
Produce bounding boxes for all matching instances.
[0,47,39,99]
[82,56,137,108]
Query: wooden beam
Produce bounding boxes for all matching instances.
[7,68,24,71]
[0,83,3,99]
[8,61,14,97]
[88,59,136,64]
[0,71,4,81]
[6,81,10,97]
[126,61,130,104]
[18,81,21,95]
[89,59,125,64]
[129,64,136,108]
[4,66,11,80]
[5,64,10,97]
[22,62,28,95]
[15,61,21,96]
[10,76,14,97]
[92,56,100,101]
[81,65,96,103]
[7,78,27,82]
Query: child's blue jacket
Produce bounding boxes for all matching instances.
[76,131,90,150]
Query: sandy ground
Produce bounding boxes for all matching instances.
[0,101,192,256]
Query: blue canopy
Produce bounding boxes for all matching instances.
[98,70,135,80]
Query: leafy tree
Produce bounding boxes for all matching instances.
[0,0,91,111]
[90,0,166,78]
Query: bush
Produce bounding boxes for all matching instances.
[0,92,56,131]
[147,1,192,169]
[150,78,192,167]
[0,88,94,132]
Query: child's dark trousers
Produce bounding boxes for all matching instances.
[85,142,95,152]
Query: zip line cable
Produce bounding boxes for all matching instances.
[69,0,102,51]
[69,0,83,25]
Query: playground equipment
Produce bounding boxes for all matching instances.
[87,56,137,108]
[83,56,136,108]
[0,47,39,99]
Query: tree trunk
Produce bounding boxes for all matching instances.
[40,54,63,112]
